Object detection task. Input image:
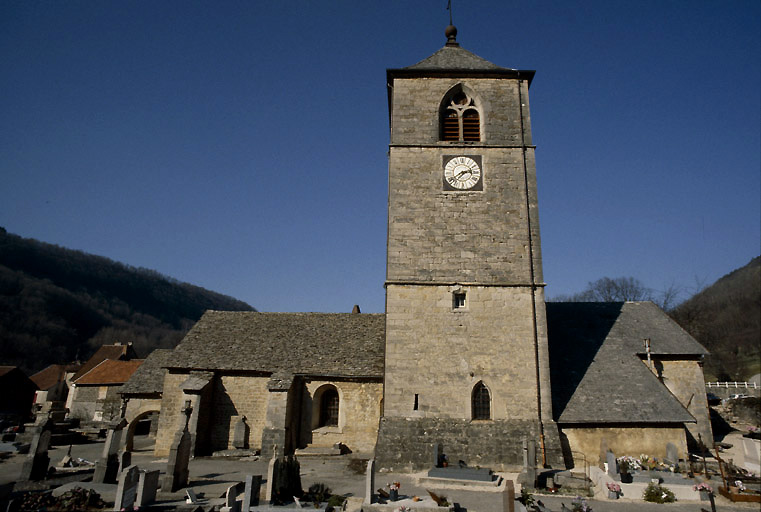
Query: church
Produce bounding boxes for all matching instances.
[139,27,711,472]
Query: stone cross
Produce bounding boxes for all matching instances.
[113,465,139,512]
[364,459,376,504]
[160,401,193,492]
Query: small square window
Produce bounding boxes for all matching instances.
[453,292,466,309]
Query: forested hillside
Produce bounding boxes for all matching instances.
[0,228,255,374]
[670,256,761,381]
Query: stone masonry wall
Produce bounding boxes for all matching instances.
[561,425,688,467]
[209,375,269,452]
[387,77,543,285]
[154,371,188,457]
[650,359,713,447]
[303,380,382,454]
[384,285,541,419]
[375,417,543,471]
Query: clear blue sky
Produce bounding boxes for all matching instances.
[2,1,759,313]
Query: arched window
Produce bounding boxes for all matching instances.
[441,88,481,142]
[472,381,491,420]
[319,388,339,427]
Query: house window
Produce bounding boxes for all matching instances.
[319,388,339,427]
[472,382,491,420]
[453,292,466,309]
[441,89,481,142]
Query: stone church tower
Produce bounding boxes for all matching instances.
[376,27,562,470]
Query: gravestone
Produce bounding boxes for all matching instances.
[136,469,160,507]
[266,453,302,505]
[221,482,243,512]
[742,438,760,474]
[501,479,515,512]
[233,416,249,449]
[113,465,139,512]
[606,451,618,477]
[265,445,279,502]
[364,459,376,504]
[665,443,679,465]
[243,474,262,509]
[599,438,609,470]
[161,427,192,492]
[117,449,132,475]
[94,421,126,484]
[517,439,536,487]
[433,443,444,467]
[20,429,51,481]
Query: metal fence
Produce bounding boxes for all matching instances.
[706,381,759,389]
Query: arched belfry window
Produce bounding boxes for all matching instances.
[319,387,339,427]
[441,87,481,142]
[472,381,491,420]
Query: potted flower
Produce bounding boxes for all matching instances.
[692,482,712,501]
[606,482,622,499]
[619,459,633,483]
[388,482,401,501]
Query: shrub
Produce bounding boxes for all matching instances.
[643,482,676,503]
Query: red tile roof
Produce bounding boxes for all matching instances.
[71,344,137,381]
[74,360,144,386]
[30,364,81,390]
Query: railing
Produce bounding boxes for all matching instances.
[706,381,759,389]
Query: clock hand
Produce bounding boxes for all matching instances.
[456,170,472,178]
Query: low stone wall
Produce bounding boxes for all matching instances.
[375,417,544,472]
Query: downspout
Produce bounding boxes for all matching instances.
[518,72,547,467]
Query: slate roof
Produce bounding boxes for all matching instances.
[120,349,175,396]
[74,359,143,386]
[547,302,705,425]
[167,311,385,378]
[30,364,81,391]
[0,366,16,378]
[405,45,510,72]
[71,343,138,381]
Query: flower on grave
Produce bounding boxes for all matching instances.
[734,480,746,491]
[606,482,621,493]
[395,507,411,512]
[388,482,401,491]
[692,482,712,492]
[571,496,591,512]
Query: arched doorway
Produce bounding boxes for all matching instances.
[124,410,159,451]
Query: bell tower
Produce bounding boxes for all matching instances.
[376,26,561,470]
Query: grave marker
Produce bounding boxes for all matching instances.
[364,459,376,504]
[666,443,679,465]
[136,469,160,507]
[606,450,618,477]
[19,429,51,481]
[243,474,262,509]
[233,416,249,449]
[221,482,242,512]
[161,401,193,492]
[94,420,126,484]
[113,465,139,512]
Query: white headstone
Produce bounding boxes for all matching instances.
[364,459,376,504]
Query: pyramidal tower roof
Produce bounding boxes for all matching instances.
[387,25,534,85]
[405,24,510,72]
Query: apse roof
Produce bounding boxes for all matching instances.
[547,301,705,425]
[120,349,175,396]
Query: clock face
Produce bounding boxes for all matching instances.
[444,156,482,190]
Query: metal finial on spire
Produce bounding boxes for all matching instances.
[445,0,459,47]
